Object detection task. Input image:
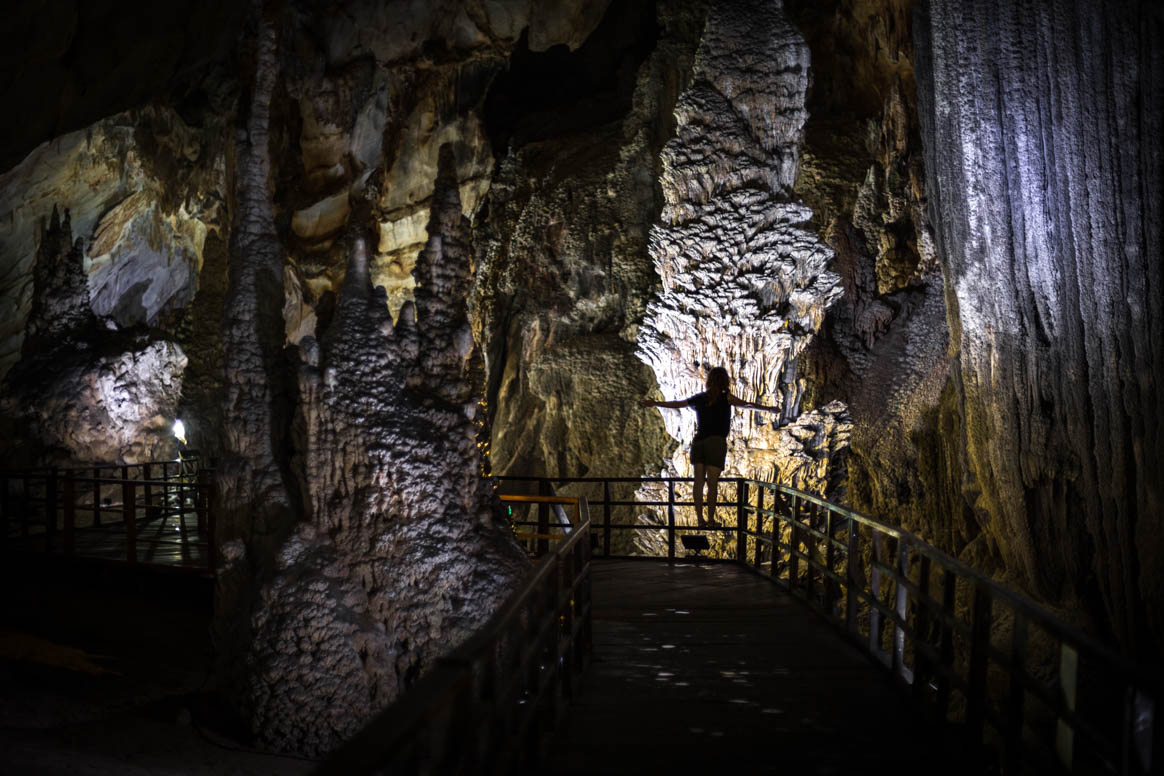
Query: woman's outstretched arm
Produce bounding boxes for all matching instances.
[640,398,688,409]
[728,394,780,412]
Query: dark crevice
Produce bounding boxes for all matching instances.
[483,0,659,155]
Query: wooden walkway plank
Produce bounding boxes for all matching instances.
[545,560,970,775]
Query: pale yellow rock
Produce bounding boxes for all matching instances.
[292,190,351,241]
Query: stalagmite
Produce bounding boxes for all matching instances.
[635,0,850,533]
[243,146,527,755]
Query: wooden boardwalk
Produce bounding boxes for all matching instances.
[546,559,971,775]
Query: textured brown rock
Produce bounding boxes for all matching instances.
[916,0,1163,653]
[471,0,703,492]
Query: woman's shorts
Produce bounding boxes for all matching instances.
[690,436,727,469]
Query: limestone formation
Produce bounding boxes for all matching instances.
[636,0,848,511]
[790,0,950,543]
[471,0,703,499]
[916,0,1163,653]
[0,107,222,380]
[244,148,526,755]
[1,208,186,464]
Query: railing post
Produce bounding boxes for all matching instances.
[1056,642,1078,770]
[869,530,883,656]
[735,480,747,563]
[63,476,75,555]
[806,502,817,601]
[537,479,551,557]
[602,480,612,558]
[45,469,58,552]
[142,462,154,521]
[846,516,859,635]
[913,554,933,701]
[967,582,993,745]
[769,490,782,578]
[936,568,957,720]
[199,469,216,571]
[824,507,837,616]
[1005,615,1028,773]
[123,465,137,564]
[753,486,764,569]
[790,495,801,593]
[21,474,30,538]
[893,540,909,679]
[92,467,101,527]
[666,480,675,560]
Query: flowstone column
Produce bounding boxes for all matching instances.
[241,146,528,755]
[636,0,849,525]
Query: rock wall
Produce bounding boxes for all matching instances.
[790,0,954,543]
[0,208,186,464]
[241,149,525,755]
[471,0,704,491]
[916,0,1163,653]
[635,0,848,509]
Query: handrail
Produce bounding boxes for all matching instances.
[1,459,216,571]
[495,474,1160,774]
[315,496,592,775]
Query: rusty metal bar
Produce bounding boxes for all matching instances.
[735,480,747,563]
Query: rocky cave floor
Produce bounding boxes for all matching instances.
[0,558,313,775]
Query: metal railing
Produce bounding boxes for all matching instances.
[0,455,216,571]
[493,475,1160,775]
[315,496,593,775]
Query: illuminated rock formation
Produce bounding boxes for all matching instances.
[636,0,848,501]
[0,207,186,464]
[241,148,526,755]
[916,0,1163,652]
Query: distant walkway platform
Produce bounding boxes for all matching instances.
[545,559,968,775]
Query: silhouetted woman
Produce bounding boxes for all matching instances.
[640,367,779,528]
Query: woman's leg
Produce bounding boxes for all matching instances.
[705,465,723,526]
[692,462,706,526]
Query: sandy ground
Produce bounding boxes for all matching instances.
[0,556,314,775]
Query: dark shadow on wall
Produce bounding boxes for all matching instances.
[483,0,659,154]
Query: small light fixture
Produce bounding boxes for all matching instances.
[173,419,187,444]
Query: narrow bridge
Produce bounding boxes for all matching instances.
[319,476,1162,776]
[2,465,1159,773]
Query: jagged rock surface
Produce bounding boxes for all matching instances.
[1,210,186,464]
[471,0,704,505]
[636,0,848,513]
[245,150,526,755]
[0,106,224,381]
[916,0,1163,652]
[791,0,951,543]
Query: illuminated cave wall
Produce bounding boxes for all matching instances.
[0,0,1161,752]
[915,0,1163,653]
[636,0,849,507]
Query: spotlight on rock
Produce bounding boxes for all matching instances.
[173,419,187,444]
